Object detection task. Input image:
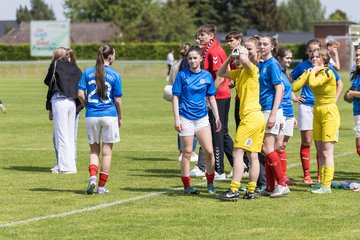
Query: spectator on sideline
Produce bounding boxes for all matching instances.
[78,45,123,195]
[168,43,199,162]
[257,34,289,198]
[172,46,221,194]
[291,39,343,184]
[0,99,6,113]
[218,44,265,201]
[326,39,341,71]
[190,24,234,181]
[275,47,296,186]
[44,47,82,174]
[292,48,340,194]
[345,45,360,192]
[166,49,175,81]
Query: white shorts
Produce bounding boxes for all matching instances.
[85,117,120,144]
[179,115,210,137]
[298,104,313,131]
[279,116,295,137]
[262,109,282,135]
[354,115,360,138]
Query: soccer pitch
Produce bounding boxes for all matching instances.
[0,61,359,239]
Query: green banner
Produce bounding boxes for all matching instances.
[30,21,70,57]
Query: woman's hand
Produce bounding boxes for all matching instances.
[48,110,53,121]
[267,114,276,129]
[215,118,222,132]
[175,118,182,133]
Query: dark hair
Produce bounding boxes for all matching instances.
[351,47,360,80]
[306,39,321,51]
[276,47,292,80]
[96,45,114,100]
[179,43,192,57]
[225,31,243,42]
[258,34,278,55]
[66,48,77,65]
[187,46,202,56]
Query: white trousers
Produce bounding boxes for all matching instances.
[52,97,76,172]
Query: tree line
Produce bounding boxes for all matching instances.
[16,0,349,43]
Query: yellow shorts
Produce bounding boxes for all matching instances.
[234,111,265,152]
[313,104,340,142]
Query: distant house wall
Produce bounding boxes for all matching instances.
[314,21,356,71]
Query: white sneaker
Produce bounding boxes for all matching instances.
[214,172,226,181]
[178,153,182,161]
[190,152,198,162]
[270,185,290,198]
[190,166,205,177]
[226,170,233,179]
[0,103,7,113]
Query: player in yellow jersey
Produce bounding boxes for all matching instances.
[292,48,340,194]
[217,39,266,201]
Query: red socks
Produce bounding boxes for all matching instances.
[266,151,286,187]
[300,145,310,177]
[357,147,360,156]
[265,155,275,192]
[276,150,287,176]
[89,164,98,177]
[98,172,109,187]
[205,172,215,184]
[181,176,191,189]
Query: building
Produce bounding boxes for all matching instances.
[0,22,121,44]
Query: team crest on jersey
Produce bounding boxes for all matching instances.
[213,56,218,64]
[200,79,205,84]
[245,138,252,147]
[262,67,267,74]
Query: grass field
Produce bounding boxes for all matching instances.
[0,61,360,239]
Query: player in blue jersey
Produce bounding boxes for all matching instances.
[172,46,221,194]
[275,48,296,186]
[257,34,289,198]
[291,39,343,185]
[345,46,360,189]
[78,45,123,195]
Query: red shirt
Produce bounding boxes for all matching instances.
[202,39,231,99]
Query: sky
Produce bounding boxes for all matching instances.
[0,0,359,23]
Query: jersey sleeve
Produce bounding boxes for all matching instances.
[269,62,282,85]
[308,69,334,88]
[113,73,123,98]
[229,69,241,82]
[78,70,87,91]
[292,71,309,92]
[172,71,183,96]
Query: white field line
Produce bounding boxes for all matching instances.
[0,151,353,228]
[0,148,176,153]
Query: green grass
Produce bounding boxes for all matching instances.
[0,62,360,239]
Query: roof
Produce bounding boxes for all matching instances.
[0,21,121,44]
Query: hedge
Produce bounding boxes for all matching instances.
[0,42,306,61]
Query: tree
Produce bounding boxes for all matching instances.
[282,0,325,31]
[16,0,56,23]
[329,9,348,21]
[64,0,120,22]
[249,0,287,31]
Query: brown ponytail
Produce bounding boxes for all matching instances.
[95,45,114,100]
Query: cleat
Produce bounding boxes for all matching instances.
[0,102,7,113]
[190,152,199,162]
[353,187,360,192]
[270,185,290,198]
[214,172,226,181]
[310,181,321,189]
[184,186,200,194]
[85,177,97,195]
[97,186,109,194]
[207,183,216,194]
[190,166,205,177]
[285,177,295,186]
[311,185,331,194]
[243,192,256,200]
[218,189,240,201]
[255,185,266,194]
[303,175,313,185]
[259,190,273,196]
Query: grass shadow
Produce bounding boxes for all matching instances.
[127,157,174,162]
[30,188,85,195]
[128,168,180,178]
[4,166,50,173]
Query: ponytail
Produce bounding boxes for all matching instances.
[95,45,114,100]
